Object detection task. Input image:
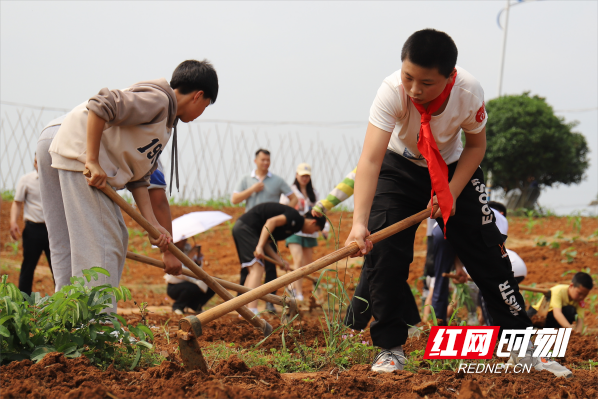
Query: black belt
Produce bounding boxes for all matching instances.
[25,221,46,226]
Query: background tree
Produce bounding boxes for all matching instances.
[481,93,589,209]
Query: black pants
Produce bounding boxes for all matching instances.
[344,265,421,330]
[431,224,456,322]
[527,305,576,329]
[482,276,524,326]
[19,221,52,295]
[363,150,531,349]
[167,282,215,312]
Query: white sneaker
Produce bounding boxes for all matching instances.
[371,347,406,373]
[510,344,573,378]
[174,309,184,315]
[467,312,479,326]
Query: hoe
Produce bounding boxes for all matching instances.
[86,170,435,372]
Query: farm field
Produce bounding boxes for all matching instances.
[1,201,597,398]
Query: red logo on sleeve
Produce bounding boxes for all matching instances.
[475,102,486,123]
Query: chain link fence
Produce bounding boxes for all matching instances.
[1,102,364,208]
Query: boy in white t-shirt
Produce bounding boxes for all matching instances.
[345,29,571,378]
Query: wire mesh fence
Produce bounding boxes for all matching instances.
[1,102,365,208]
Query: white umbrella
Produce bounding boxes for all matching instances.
[171,211,232,243]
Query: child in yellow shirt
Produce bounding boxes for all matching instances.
[529,272,593,332]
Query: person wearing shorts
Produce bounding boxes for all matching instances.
[232,203,325,314]
[281,163,328,301]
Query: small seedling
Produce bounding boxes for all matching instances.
[5,242,19,255]
[561,247,577,263]
[134,301,151,326]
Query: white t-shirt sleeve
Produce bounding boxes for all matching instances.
[492,209,508,235]
[506,249,527,278]
[14,175,27,203]
[459,79,487,134]
[369,79,404,133]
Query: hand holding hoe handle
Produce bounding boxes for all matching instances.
[83,170,272,336]
[196,206,437,327]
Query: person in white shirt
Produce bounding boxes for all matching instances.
[344,29,565,377]
[9,155,53,295]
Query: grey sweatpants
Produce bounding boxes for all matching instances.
[37,126,128,312]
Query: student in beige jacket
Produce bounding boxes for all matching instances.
[36,60,218,311]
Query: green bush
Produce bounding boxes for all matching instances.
[0,268,153,369]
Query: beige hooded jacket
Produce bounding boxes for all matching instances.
[48,78,177,190]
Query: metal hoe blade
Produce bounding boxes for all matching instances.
[177,316,208,372]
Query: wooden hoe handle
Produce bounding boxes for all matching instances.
[196,206,436,326]
[259,254,317,283]
[442,273,550,295]
[125,251,294,308]
[84,171,270,334]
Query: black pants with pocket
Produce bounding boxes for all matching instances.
[363,150,532,349]
[19,221,53,295]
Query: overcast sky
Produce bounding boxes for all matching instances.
[1,1,596,213]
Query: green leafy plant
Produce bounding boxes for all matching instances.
[550,241,561,249]
[567,215,582,234]
[561,247,577,263]
[536,237,548,247]
[0,268,153,369]
[524,210,539,234]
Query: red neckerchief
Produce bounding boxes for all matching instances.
[410,72,457,237]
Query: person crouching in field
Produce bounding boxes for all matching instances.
[36,60,218,311]
[528,272,593,333]
[345,29,572,378]
[232,203,326,315]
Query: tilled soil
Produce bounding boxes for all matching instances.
[2,350,597,399]
[1,203,597,398]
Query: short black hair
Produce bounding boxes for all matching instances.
[572,272,593,290]
[305,212,326,231]
[255,149,270,157]
[170,59,219,104]
[401,29,458,78]
[489,201,507,217]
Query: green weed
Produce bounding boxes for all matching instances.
[167,196,243,209]
[1,190,15,201]
[0,269,153,369]
[524,210,539,234]
[4,242,19,255]
[128,228,145,238]
[561,247,577,263]
[567,215,582,234]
